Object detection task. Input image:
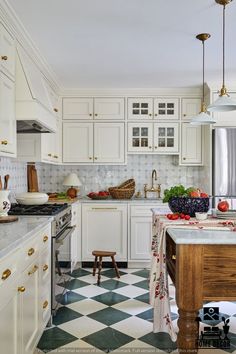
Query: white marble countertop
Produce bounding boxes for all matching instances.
[168,228,236,244]
[0,216,52,259]
[48,197,164,204]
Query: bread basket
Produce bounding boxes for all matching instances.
[108,179,135,199]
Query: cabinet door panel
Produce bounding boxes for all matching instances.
[130,217,152,260]
[181,98,201,120]
[63,122,93,162]
[128,123,153,152]
[0,24,15,80]
[154,98,179,120]
[63,98,93,120]
[128,98,153,119]
[82,204,127,261]
[0,73,16,155]
[181,123,202,165]
[94,98,124,120]
[153,122,179,153]
[94,123,125,163]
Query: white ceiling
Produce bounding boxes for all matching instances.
[7,0,236,89]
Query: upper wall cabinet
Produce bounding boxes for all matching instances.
[181,98,201,120]
[128,97,179,120]
[0,24,15,81]
[63,97,125,120]
[180,123,202,165]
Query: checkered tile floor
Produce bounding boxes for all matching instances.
[36,266,236,353]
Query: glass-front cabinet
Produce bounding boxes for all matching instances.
[153,123,179,153]
[128,98,153,119]
[153,98,179,120]
[128,123,153,152]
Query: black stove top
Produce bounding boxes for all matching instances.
[9,203,68,216]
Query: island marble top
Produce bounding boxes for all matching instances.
[0,216,52,259]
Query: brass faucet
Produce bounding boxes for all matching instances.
[144,169,161,198]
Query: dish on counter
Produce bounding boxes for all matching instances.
[216,210,236,219]
[195,212,208,221]
[15,192,49,205]
[87,191,110,200]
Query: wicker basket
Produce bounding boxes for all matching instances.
[118,179,135,190]
[108,187,135,199]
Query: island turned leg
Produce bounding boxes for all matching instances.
[175,244,203,354]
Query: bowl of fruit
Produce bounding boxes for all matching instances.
[163,185,210,217]
[87,191,110,200]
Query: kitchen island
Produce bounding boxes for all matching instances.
[166,227,236,353]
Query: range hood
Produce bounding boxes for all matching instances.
[16,46,57,133]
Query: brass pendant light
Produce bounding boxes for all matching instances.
[208,0,236,112]
[191,33,216,125]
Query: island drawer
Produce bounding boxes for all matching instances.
[166,233,176,285]
[130,205,163,217]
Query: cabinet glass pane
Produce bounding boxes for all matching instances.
[167,138,174,147]
[167,103,174,108]
[158,138,165,147]
[141,138,148,147]
[167,128,174,136]
[158,110,166,115]
[133,138,140,147]
[141,103,148,108]
[158,127,166,136]
[141,127,148,136]
[133,109,140,115]
[167,110,174,115]
[133,127,140,136]
[158,103,165,108]
[133,103,140,108]
[141,109,148,115]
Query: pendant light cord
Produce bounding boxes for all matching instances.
[202,39,205,103]
[222,4,226,88]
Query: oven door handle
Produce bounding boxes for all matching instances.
[56,225,76,244]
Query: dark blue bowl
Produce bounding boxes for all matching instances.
[168,197,209,217]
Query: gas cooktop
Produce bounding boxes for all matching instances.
[9,203,68,216]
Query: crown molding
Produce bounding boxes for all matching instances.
[0,0,61,93]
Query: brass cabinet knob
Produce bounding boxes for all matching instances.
[1,55,8,60]
[54,108,58,112]
[89,113,92,116]
[2,268,11,280]
[43,300,49,309]
[28,265,38,276]
[18,286,26,293]
[1,140,8,145]
[28,248,35,256]
[43,235,48,243]
[95,113,98,116]
[183,157,186,160]
[94,157,98,160]
[53,155,58,158]
[149,146,152,149]
[172,255,176,260]
[155,113,158,116]
[149,113,152,117]
[43,264,48,272]
[89,157,92,160]
[154,146,157,149]
[48,153,52,157]
[183,114,187,117]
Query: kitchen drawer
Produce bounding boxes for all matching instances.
[166,232,176,285]
[39,225,51,251]
[130,204,165,217]
[21,234,40,271]
[0,247,21,290]
[39,283,51,327]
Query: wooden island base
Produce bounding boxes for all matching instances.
[166,233,236,353]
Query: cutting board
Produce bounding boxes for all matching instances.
[27,164,39,192]
[0,216,18,223]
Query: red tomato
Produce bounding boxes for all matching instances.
[167,214,173,220]
[217,200,229,212]
[184,215,191,220]
[171,214,179,220]
[200,192,209,197]
[180,213,185,219]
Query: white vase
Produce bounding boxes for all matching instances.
[0,190,11,217]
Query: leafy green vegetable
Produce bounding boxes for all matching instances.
[163,185,196,203]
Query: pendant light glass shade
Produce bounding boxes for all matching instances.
[207,0,236,112]
[190,33,216,125]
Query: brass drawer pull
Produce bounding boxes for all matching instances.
[92,207,117,210]
[1,140,8,145]
[48,153,52,157]
[53,155,58,158]
[95,113,98,116]
[1,55,8,60]
[183,114,187,117]
[43,300,48,309]
[54,108,58,112]
[28,248,35,256]
[43,264,48,272]
[172,255,176,260]
[2,268,11,280]
[28,265,38,276]
[43,235,48,243]
[18,286,26,293]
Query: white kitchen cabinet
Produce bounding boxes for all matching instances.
[181,98,201,120]
[154,98,179,120]
[128,122,179,153]
[128,98,153,119]
[17,118,61,164]
[153,122,179,153]
[63,122,125,164]
[211,92,236,127]
[0,72,16,156]
[43,79,60,118]
[0,23,15,81]
[63,97,124,120]
[82,204,128,261]
[180,123,202,165]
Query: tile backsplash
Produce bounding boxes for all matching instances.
[0,155,206,198]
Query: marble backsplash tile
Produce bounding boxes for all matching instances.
[0,155,205,198]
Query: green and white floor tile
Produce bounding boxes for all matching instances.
[36,266,236,353]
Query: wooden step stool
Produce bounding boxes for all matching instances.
[92,250,120,285]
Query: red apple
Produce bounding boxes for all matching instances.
[217,200,229,212]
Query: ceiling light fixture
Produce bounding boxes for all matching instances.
[191,33,216,125]
[207,0,236,112]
